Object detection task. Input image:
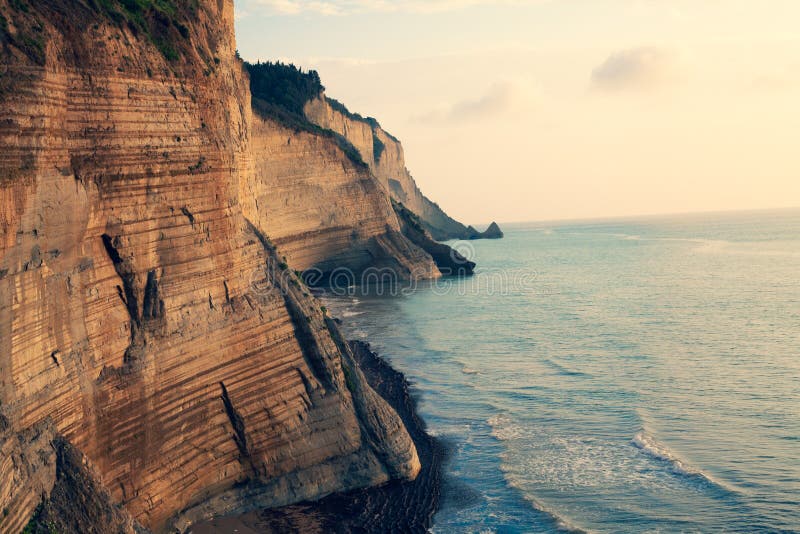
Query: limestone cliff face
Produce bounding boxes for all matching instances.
[243,113,440,283]
[0,1,418,532]
[305,96,478,241]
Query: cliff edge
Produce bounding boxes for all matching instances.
[0,1,418,532]
[304,96,503,241]
[242,62,441,285]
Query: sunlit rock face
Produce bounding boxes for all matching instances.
[305,96,476,240]
[0,1,419,532]
[243,113,440,283]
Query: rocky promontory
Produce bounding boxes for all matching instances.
[0,2,494,533]
[304,95,502,242]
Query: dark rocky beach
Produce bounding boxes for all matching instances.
[192,340,445,534]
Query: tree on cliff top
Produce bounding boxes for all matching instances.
[245,60,367,169]
[245,61,324,116]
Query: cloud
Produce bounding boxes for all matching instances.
[591,47,676,92]
[243,0,543,16]
[412,82,517,124]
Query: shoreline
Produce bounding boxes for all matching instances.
[193,340,445,533]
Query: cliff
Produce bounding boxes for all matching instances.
[305,96,500,241]
[243,108,440,285]
[393,201,475,276]
[0,1,419,533]
[242,60,478,283]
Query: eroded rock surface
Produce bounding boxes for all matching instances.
[305,96,487,241]
[244,114,440,283]
[0,1,418,532]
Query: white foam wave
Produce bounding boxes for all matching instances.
[487,416,591,532]
[524,496,591,534]
[632,430,701,477]
[461,366,480,375]
[487,414,523,442]
[631,429,734,494]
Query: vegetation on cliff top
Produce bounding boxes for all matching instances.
[245,61,368,169]
[246,60,324,116]
[0,0,200,65]
[90,0,198,61]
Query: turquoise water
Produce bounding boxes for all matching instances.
[323,209,800,533]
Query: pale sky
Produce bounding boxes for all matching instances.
[234,0,800,223]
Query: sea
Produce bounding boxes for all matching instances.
[321,208,800,533]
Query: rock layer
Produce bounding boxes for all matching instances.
[243,113,440,283]
[305,96,489,241]
[0,1,418,532]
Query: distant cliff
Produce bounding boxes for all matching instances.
[304,96,502,241]
[243,61,441,284]
[0,2,419,533]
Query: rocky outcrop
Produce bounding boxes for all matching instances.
[243,113,440,284]
[20,437,143,534]
[393,202,475,276]
[467,221,504,240]
[305,96,497,241]
[0,1,418,533]
[195,340,445,533]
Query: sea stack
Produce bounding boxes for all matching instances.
[481,222,505,239]
[468,222,505,240]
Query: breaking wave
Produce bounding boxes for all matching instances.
[631,429,734,493]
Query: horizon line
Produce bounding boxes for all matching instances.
[472,204,800,228]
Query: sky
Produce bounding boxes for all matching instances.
[234,0,800,224]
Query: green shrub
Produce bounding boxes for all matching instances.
[245,61,324,116]
[89,0,190,62]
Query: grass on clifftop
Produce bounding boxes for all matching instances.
[90,0,197,61]
[0,0,199,64]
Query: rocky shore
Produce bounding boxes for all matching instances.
[192,340,445,533]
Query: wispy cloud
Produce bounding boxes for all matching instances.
[412,82,519,124]
[243,0,543,16]
[591,47,677,92]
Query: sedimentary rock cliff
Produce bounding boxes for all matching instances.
[243,112,440,283]
[0,1,419,532]
[304,96,499,241]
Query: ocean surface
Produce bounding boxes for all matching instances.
[322,209,800,533]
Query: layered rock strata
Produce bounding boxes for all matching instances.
[305,96,495,241]
[243,113,440,283]
[0,1,418,532]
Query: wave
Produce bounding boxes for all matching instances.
[543,358,590,378]
[487,413,522,442]
[461,365,480,375]
[609,233,800,257]
[487,415,590,532]
[523,496,591,534]
[631,429,735,493]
